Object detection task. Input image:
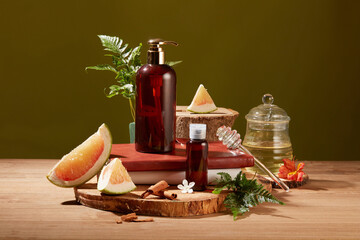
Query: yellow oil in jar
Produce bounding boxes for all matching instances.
[244,144,293,175]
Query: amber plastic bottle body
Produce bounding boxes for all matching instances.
[186,139,208,191]
[135,64,176,153]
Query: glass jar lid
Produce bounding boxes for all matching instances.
[245,94,290,122]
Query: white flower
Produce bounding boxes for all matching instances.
[177,179,195,194]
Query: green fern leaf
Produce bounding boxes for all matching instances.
[166,60,182,66]
[122,48,131,58]
[213,170,284,220]
[98,35,123,54]
[119,43,128,53]
[218,172,233,182]
[126,45,141,64]
[105,85,121,98]
[85,64,118,74]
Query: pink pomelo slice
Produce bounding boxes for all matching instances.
[187,84,217,113]
[47,124,112,187]
[97,158,136,195]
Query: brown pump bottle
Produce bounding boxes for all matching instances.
[135,39,178,153]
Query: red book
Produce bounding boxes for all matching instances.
[110,142,254,171]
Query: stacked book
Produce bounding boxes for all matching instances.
[110,142,254,185]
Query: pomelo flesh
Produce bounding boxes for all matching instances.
[47,124,112,187]
[97,158,136,195]
[187,84,217,113]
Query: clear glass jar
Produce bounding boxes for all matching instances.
[243,94,293,175]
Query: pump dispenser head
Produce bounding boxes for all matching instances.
[147,39,178,64]
[189,124,207,140]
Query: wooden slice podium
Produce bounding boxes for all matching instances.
[176,106,239,142]
[74,183,228,217]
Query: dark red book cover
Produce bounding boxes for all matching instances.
[110,142,254,171]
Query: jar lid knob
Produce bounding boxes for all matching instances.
[262,93,274,105]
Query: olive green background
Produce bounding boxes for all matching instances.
[1,0,359,160]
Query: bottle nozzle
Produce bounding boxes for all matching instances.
[147,39,178,64]
[148,39,179,47]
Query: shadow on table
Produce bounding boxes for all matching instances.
[61,200,81,205]
[61,183,96,206]
[296,179,354,191]
[240,205,294,220]
[270,178,355,207]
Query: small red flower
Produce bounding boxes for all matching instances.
[283,158,296,172]
[278,158,305,182]
[278,165,291,179]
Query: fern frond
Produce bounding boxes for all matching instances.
[214,170,284,220]
[85,64,118,74]
[98,35,123,54]
[166,60,183,66]
[119,43,128,53]
[122,48,132,58]
[257,189,284,205]
[105,85,121,98]
[217,172,233,182]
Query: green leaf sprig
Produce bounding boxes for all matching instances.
[212,171,284,220]
[86,35,182,121]
[86,35,142,121]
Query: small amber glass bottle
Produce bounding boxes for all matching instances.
[186,124,208,191]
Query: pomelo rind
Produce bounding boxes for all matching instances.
[46,123,112,188]
[187,84,217,113]
[97,158,136,195]
[99,183,136,195]
[187,106,218,114]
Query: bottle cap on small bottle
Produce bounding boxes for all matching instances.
[189,124,207,140]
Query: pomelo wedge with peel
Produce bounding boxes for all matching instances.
[187,84,217,113]
[97,158,136,195]
[47,124,112,188]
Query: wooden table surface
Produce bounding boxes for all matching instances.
[1,159,360,240]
